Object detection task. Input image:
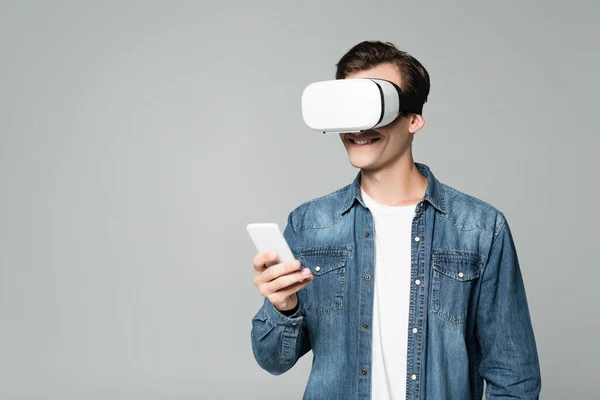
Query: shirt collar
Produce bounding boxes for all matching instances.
[340,162,447,215]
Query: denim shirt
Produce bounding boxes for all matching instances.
[251,162,541,399]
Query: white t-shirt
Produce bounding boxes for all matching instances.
[361,187,416,400]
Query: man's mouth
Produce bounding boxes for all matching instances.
[348,138,380,147]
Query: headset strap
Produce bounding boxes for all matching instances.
[386,80,425,115]
[398,92,425,115]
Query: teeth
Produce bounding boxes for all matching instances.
[352,139,375,145]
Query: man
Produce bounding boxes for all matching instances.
[250,41,541,399]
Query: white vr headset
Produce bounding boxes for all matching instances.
[301,78,425,133]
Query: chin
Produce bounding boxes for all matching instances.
[349,156,378,170]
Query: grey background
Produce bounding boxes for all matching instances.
[0,1,597,399]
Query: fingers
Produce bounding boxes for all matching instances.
[253,251,278,272]
[262,259,302,282]
[252,250,314,308]
[268,275,314,305]
[262,268,313,297]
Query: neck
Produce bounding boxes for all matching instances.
[359,151,427,207]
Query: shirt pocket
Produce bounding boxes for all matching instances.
[430,249,484,325]
[298,245,349,316]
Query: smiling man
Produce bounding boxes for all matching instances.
[250,40,541,400]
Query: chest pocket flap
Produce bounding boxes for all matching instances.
[432,249,484,280]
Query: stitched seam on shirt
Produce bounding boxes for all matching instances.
[280,329,298,363]
[442,184,500,211]
[481,216,508,280]
[290,186,353,218]
[476,214,508,393]
[493,213,507,238]
[297,215,345,230]
[437,213,495,232]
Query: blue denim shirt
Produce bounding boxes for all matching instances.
[251,162,541,399]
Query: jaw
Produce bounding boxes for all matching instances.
[346,141,384,168]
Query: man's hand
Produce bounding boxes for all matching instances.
[252,251,313,312]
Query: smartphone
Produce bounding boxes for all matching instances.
[246,223,295,265]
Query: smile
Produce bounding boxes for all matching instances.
[349,138,380,146]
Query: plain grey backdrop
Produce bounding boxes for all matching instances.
[1,1,598,399]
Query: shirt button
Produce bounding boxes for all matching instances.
[365,231,370,238]
[458,272,464,278]
[315,266,321,272]
[362,323,368,329]
[414,236,420,242]
[412,327,418,333]
[365,274,371,280]
[411,374,417,380]
[361,370,367,376]
[415,279,421,285]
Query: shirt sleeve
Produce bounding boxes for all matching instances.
[476,213,542,398]
[250,210,312,375]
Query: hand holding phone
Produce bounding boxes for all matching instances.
[247,223,313,312]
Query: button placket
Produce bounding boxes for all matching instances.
[358,216,375,396]
[409,209,426,394]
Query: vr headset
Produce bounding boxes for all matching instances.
[301,78,425,133]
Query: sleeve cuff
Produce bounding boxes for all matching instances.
[264,297,304,327]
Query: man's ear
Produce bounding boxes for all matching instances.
[408,113,425,134]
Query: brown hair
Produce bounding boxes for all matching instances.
[335,41,430,115]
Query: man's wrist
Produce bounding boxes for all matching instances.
[279,301,299,316]
[265,296,303,327]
